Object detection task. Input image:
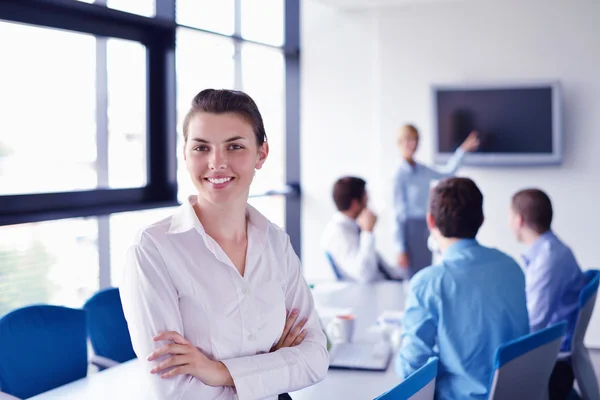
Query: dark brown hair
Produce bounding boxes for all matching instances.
[182,89,267,146]
[511,189,553,234]
[429,177,484,238]
[333,177,366,211]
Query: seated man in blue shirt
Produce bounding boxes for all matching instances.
[509,188,586,400]
[396,177,529,400]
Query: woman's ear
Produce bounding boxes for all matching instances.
[255,142,269,170]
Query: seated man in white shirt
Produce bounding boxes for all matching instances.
[321,176,403,282]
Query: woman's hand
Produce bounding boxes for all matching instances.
[148,331,233,387]
[460,131,480,152]
[397,252,410,268]
[271,308,307,352]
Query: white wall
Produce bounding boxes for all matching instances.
[301,0,383,281]
[302,0,600,345]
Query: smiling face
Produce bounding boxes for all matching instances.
[184,112,268,207]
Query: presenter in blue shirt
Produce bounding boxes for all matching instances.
[509,188,586,400]
[393,124,479,278]
[396,177,529,400]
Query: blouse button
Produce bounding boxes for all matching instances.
[242,287,249,295]
[248,334,256,341]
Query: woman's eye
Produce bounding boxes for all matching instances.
[193,145,209,152]
[228,144,243,150]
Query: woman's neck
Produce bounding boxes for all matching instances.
[403,155,416,166]
[194,195,248,242]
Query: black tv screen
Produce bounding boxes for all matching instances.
[433,83,562,165]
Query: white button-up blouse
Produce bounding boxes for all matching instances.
[120,196,329,400]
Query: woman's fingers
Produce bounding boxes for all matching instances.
[275,309,299,349]
[153,331,190,345]
[150,355,188,374]
[160,365,189,379]
[291,329,307,347]
[147,343,189,361]
[283,318,307,347]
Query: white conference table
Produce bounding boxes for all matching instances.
[30,281,406,400]
[291,281,406,400]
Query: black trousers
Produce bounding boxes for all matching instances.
[278,394,292,400]
[549,360,575,400]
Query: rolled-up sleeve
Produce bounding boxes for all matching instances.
[221,236,329,399]
[121,233,233,400]
[429,148,465,179]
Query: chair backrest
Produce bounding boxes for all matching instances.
[0,305,88,399]
[571,270,600,400]
[572,270,600,350]
[375,357,438,400]
[325,252,344,281]
[83,287,136,364]
[488,322,566,400]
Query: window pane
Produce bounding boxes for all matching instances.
[0,22,97,195]
[241,0,284,46]
[176,29,235,201]
[109,207,175,286]
[107,38,148,188]
[241,43,286,196]
[176,0,234,35]
[107,0,155,17]
[248,195,285,229]
[0,218,99,317]
[73,0,155,16]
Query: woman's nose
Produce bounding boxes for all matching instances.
[209,150,227,170]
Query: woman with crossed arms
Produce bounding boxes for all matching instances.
[120,89,328,400]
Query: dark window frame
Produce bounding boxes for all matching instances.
[0,0,302,256]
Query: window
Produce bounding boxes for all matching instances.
[176,0,235,35]
[241,43,286,196]
[0,23,149,193]
[0,22,97,195]
[107,0,155,17]
[241,0,284,46]
[248,195,285,229]
[107,38,148,189]
[0,218,99,316]
[0,0,298,316]
[75,0,156,17]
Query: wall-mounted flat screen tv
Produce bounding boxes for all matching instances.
[433,82,562,166]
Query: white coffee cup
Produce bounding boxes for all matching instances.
[327,314,355,343]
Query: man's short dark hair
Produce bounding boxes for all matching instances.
[511,189,553,234]
[429,177,484,238]
[332,177,366,211]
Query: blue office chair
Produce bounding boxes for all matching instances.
[559,269,600,400]
[325,252,344,280]
[0,305,88,399]
[488,322,567,400]
[83,287,136,369]
[375,357,438,400]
